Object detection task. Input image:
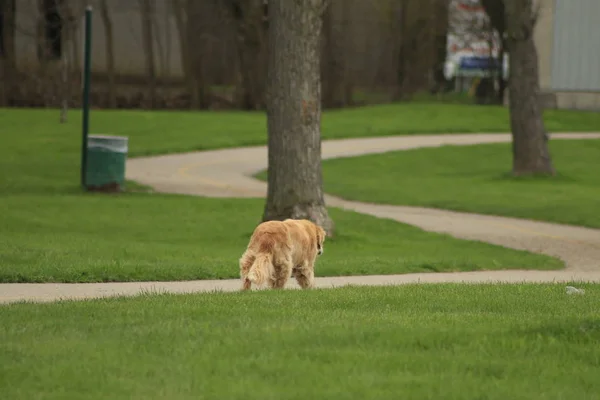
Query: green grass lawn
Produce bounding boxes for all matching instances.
[0,104,568,283]
[2,104,600,159]
[1,284,599,399]
[0,194,562,283]
[313,140,600,228]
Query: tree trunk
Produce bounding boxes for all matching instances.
[56,1,75,121]
[185,0,213,109]
[480,0,508,104]
[236,36,266,110]
[36,0,47,66]
[321,0,351,109]
[170,0,196,107]
[505,0,554,176]
[170,0,187,79]
[392,0,407,100]
[59,43,68,122]
[139,0,157,108]
[228,0,268,110]
[69,2,81,74]
[153,11,167,82]
[431,0,449,95]
[497,39,506,104]
[99,0,116,109]
[263,0,334,236]
[0,0,16,106]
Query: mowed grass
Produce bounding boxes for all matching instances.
[3,104,599,194]
[0,195,562,283]
[316,140,600,228]
[2,103,600,158]
[2,284,599,399]
[0,104,568,283]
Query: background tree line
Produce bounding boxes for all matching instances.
[0,0,455,110]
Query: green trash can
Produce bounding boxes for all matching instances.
[85,134,129,192]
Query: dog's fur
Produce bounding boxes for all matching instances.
[239,219,326,290]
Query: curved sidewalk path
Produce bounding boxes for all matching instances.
[2,132,600,304]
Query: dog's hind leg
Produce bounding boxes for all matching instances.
[270,257,293,289]
[294,261,315,289]
[270,269,289,289]
[239,253,255,291]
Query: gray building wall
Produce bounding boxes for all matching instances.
[536,0,600,110]
[551,0,600,92]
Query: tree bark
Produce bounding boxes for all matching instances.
[99,0,117,109]
[263,0,334,236]
[504,0,554,176]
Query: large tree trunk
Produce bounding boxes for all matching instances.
[263,0,334,236]
[99,0,117,109]
[504,0,554,176]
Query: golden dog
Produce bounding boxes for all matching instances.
[239,219,326,290]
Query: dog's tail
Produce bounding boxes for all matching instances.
[247,253,273,287]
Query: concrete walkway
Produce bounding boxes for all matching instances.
[2,132,600,304]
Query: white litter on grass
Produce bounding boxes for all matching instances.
[566,286,586,295]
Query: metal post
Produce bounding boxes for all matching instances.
[80,6,93,188]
